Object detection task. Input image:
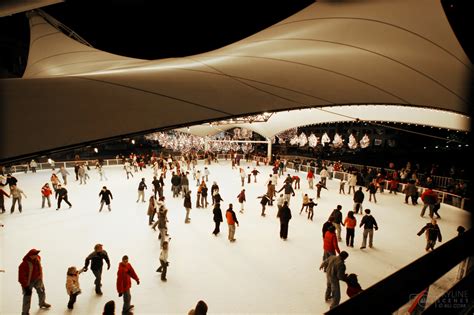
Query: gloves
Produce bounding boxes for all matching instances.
[119,293,123,297]
[24,287,32,295]
[107,265,110,270]
[375,226,378,231]
[136,279,140,285]
[82,267,88,272]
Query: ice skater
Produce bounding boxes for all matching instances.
[226,204,239,242]
[417,218,442,251]
[10,184,27,213]
[83,244,111,295]
[344,211,357,247]
[156,241,169,282]
[117,255,140,314]
[57,166,70,185]
[56,184,72,210]
[65,266,84,309]
[237,189,246,213]
[277,201,292,240]
[99,186,113,212]
[360,209,378,249]
[18,249,51,313]
[184,190,192,224]
[212,203,223,236]
[136,178,147,203]
[41,183,52,208]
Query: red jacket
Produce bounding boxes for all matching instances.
[237,191,246,203]
[323,231,340,254]
[344,217,357,229]
[41,186,53,197]
[18,250,43,288]
[116,262,139,293]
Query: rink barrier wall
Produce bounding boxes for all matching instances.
[4,155,469,211]
[325,228,474,314]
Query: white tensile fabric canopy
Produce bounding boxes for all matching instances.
[0,0,471,161]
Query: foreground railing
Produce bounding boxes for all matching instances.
[326,229,474,314]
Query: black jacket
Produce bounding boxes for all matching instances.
[138,181,147,191]
[56,187,68,198]
[360,215,378,230]
[278,205,292,223]
[330,209,343,224]
[84,250,110,271]
[213,205,223,222]
[354,190,365,203]
[417,223,442,242]
[99,190,113,203]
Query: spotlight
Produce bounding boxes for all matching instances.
[131,140,135,144]
[94,148,99,153]
[48,158,52,164]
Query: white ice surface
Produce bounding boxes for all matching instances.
[0,161,470,314]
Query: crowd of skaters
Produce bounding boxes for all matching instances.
[0,151,466,312]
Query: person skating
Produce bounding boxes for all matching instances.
[124,161,134,179]
[99,186,113,212]
[266,181,275,206]
[57,166,70,185]
[0,186,9,213]
[307,169,315,189]
[320,168,329,186]
[226,204,239,242]
[136,178,147,203]
[116,255,139,315]
[103,300,115,315]
[322,216,335,238]
[330,205,344,242]
[65,266,84,309]
[211,182,219,205]
[366,180,377,203]
[257,193,272,217]
[345,273,363,298]
[212,203,223,235]
[83,244,111,295]
[10,184,27,213]
[403,179,418,205]
[316,180,328,199]
[319,251,349,309]
[348,173,357,195]
[184,190,192,223]
[344,211,357,247]
[360,209,378,249]
[292,175,300,190]
[50,173,60,193]
[41,183,52,208]
[147,196,157,225]
[56,184,72,210]
[156,205,169,246]
[278,181,295,206]
[171,172,181,198]
[417,218,442,251]
[239,168,246,187]
[237,189,246,213]
[339,179,346,194]
[201,181,209,208]
[152,175,164,199]
[180,173,189,198]
[188,300,208,315]
[251,168,260,183]
[156,241,169,282]
[305,198,317,221]
[18,249,51,314]
[277,201,292,240]
[353,187,365,214]
[300,194,309,214]
[323,225,340,263]
[420,188,438,218]
[30,159,38,173]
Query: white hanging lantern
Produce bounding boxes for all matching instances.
[298,132,308,147]
[321,132,331,147]
[348,134,358,149]
[308,133,318,147]
[333,133,343,148]
[290,135,299,146]
[360,134,370,148]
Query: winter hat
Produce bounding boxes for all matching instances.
[27,249,40,256]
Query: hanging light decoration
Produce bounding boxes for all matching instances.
[321,132,331,147]
[333,133,343,148]
[298,132,308,147]
[308,133,318,147]
[360,134,370,148]
[348,134,358,149]
[290,135,299,146]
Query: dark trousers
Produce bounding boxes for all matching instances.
[67,292,79,309]
[213,221,221,235]
[158,259,168,280]
[58,196,71,209]
[307,209,313,220]
[92,267,103,293]
[280,222,289,239]
[346,228,355,247]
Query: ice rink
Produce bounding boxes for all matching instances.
[0,160,471,314]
